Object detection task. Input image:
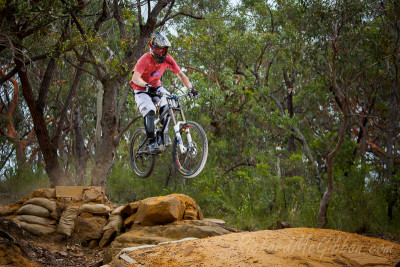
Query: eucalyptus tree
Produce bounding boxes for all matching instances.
[288,0,400,227]
[0,0,206,187]
[1,0,80,186]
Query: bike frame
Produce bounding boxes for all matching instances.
[157,94,192,154]
[134,92,194,155]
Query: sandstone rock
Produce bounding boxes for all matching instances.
[32,188,56,199]
[57,206,79,236]
[74,216,107,241]
[123,214,137,229]
[24,198,57,212]
[16,204,50,218]
[341,253,390,266]
[204,218,226,225]
[161,220,232,239]
[120,202,140,216]
[79,204,111,215]
[105,220,234,263]
[83,187,105,203]
[170,194,204,220]
[134,195,185,226]
[183,210,198,220]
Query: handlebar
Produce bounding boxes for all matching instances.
[167,93,190,100]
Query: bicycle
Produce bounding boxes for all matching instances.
[129,92,208,178]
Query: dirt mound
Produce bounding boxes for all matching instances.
[110,228,400,266]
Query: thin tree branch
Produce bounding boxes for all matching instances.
[52,60,85,149]
[63,56,98,77]
[117,115,142,141]
[0,54,49,87]
[155,11,204,28]
[113,0,127,40]
[224,158,256,174]
[137,0,143,29]
[157,0,175,27]
[94,0,110,32]
[61,0,104,79]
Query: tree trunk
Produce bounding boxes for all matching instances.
[73,109,87,186]
[15,141,26,168]
[91,78,120,186]
[317,157,334,228]
[287,91,295,152]
[386,56,399,220]
[95,80,103,149]
[317,26,349,227]
[283,69,296,152]
[15,54,69,187]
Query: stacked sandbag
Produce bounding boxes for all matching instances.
[99,207,124,248]
[57,206,79,236]
[14,198,58,235]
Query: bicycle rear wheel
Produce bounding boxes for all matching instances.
[129,127,156,178]
[172,121,208,178]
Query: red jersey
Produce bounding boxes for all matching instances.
[130,52,181,91]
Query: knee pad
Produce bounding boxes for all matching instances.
[144,110,156,139]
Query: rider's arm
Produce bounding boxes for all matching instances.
[176,71,193,89]
[131,71,147,88]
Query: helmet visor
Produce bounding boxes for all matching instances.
[154,47,168,56]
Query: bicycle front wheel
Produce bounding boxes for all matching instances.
[129,127,156,178]
[172,121,208,178]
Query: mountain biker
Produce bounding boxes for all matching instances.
[130,31,198,154]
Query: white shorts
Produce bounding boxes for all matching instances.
[134,88,169,117]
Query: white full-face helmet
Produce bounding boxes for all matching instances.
[149,31,171,63]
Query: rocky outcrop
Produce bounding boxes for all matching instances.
[103,220,236,264]
[134,195,185,226]
[2,188,233,266]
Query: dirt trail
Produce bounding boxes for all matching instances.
[112,228,400,267]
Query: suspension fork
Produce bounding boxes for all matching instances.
[168,100,188,154]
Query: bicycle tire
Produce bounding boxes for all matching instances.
[129,127,156,178]
[172,121,208,178]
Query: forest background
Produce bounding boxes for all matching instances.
[1,0,399,238]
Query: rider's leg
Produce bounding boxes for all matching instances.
[134,93,160,154]
[144,110,160,154]
[159,105,171,146]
